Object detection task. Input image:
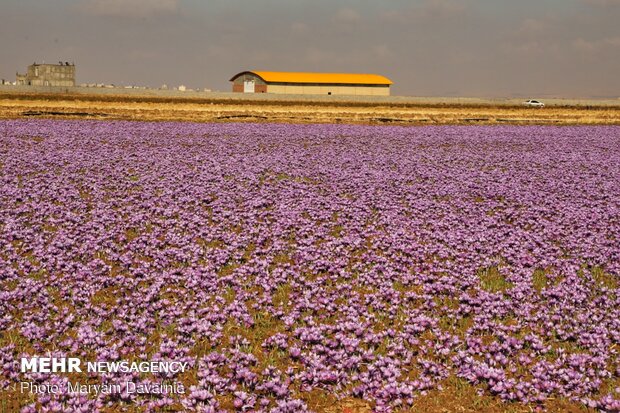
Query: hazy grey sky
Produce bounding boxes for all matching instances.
[1,0,619,97]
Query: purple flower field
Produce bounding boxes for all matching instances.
[1,120,619,412]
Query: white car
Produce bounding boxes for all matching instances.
[524,99,545,108]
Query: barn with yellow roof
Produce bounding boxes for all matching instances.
[230,71,393,96]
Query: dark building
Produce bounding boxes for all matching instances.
[16,62,75,87]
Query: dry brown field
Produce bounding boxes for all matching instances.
[1,92,619,125]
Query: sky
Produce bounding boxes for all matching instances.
[1,0,619,98]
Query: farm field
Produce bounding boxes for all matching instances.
[1,120,619,412]
[1,93,620,125]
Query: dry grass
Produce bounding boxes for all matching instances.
[479,266,513,293]
[0,93,619,125]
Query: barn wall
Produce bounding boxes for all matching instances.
[231,73,269,92]
[267,84,390,96]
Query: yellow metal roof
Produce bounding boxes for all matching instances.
[231,71,393,85]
